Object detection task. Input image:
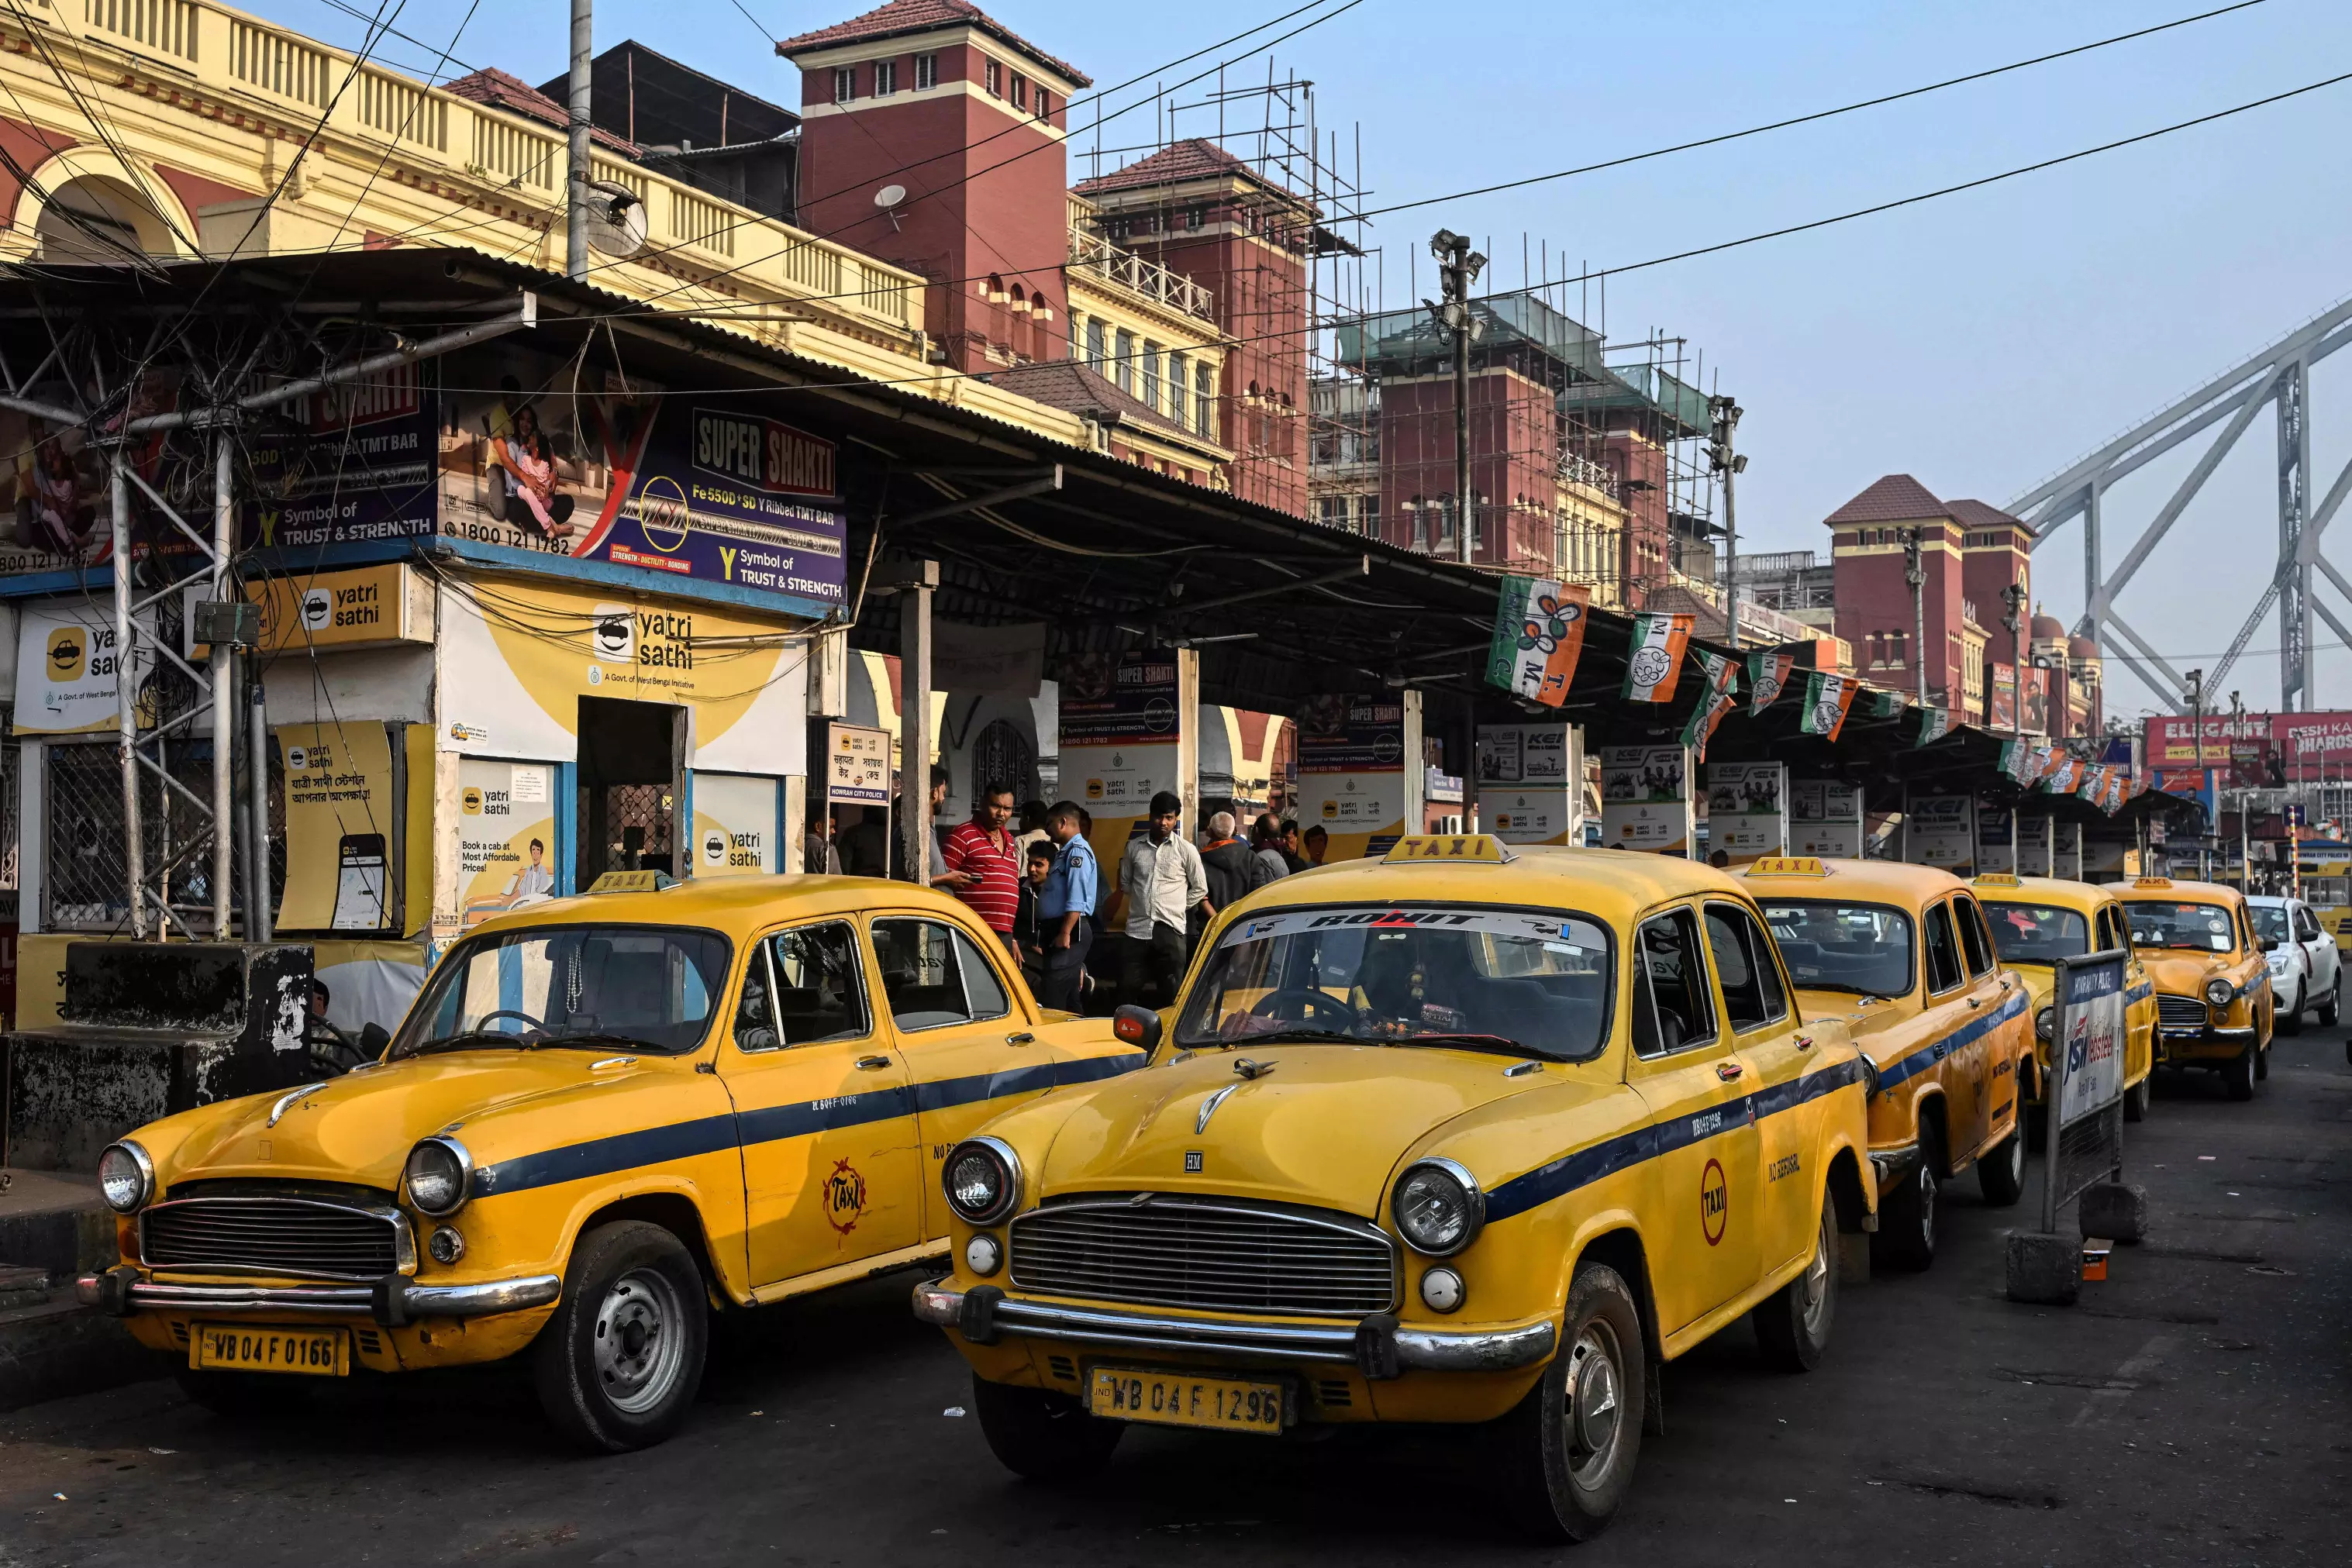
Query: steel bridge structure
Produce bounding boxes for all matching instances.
[2007,296,2352,714]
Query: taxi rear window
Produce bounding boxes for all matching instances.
[1760,900,1913,997]
[1981,902,2089,963]
[2125,901,2236,953]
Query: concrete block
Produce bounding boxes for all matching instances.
[2004,1229,2081,1305]
[2079,1181,2149,1245]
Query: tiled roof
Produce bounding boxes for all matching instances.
[445,68,638,153]
[774,1,1090,88]
[1824,474,1947,526]
[993,359,1187,439]
[1946,498,2029,534]
[1073,136,1294,201]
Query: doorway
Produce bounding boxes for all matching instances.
[578,697,687,881]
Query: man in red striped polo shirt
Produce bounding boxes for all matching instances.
[942,783,1023,954]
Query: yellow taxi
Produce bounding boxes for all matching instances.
[1971,874,2159,1124]
[913,836,1877,1542]
[2112,875,2275,1100]
[76,872,1142,1451]
[1741,858,2033,1272]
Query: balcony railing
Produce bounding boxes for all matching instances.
[1069,228,1216,323]
[25,0,920,339]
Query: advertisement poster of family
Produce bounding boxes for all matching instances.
[1705,761,1788,863]
[1476,722,1581,846]
[1601,745,1692,855]
[0,369,205,574]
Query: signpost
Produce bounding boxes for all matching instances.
[2006,946,2146,1303]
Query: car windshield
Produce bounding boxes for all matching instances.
[395,924,733,1056]
[1981,902,2090,963]
[1173,905,1613,1061]
[2249,905,2292,943]
[1759,900,1915,996]
[2125,901,2236,953]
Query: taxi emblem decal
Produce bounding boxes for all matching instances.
[1184,1150,1205,1173]
[825,1158,867,1235]
[1699,1158,1729,1247]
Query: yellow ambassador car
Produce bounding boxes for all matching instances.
[914,838,1877,1542]
[78,874,1143,1451]
[1971,874,2158,1124]
[1740,859,2033,1273]
[2112,876,2275,1101]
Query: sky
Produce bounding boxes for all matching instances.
[251,0,2352,721]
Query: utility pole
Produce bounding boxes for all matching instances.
[2232,689,2249,891]
[2188,667,2207,879]
[2002,581,2028,753]
[566,0,593,281]
[1426,229,1485,566]
[1709,395,1747,646]
[1904,528,1928,708]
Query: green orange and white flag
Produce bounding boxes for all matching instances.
[1747,646,1797,713]
[1871,688,1905,720]
[1916,705,1951,746]
[1621,612,1693,702]
[1485,577,1592,708]
[1680,660,1741,760]
[1798,671,1859,740]
[2078,765,2108,803]
[1999,740,2024,780]
[1694,647,1739,693]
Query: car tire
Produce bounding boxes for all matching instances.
[2224,1042,2257,1101]
[2319,972,2340,1027]
[1495,1261,1646,1543]
[1753,1194,1836,1373]
[1977,1125,2026,1208]
[971,1373,1123,1481]
[2278,984,2304,1036]
[2123,1073,2152,1123]
[174,1366,307,1418]
[533,1220,709,1454]
[1871,1122,1940,1273]
[2255,1039,2271,1080]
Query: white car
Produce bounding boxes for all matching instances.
[2248,894,2341,1035]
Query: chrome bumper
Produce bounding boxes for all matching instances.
[1868,1140,1922,1187]
[911,1281,1556,1377]
[2157,1025,2256,1042]
[78,1267,561,1325]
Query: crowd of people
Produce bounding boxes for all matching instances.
[806,766,1330,1015]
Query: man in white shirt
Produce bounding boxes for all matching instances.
[1117,790,1212,1008]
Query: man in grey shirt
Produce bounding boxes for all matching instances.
[1118,791,1212,1007]
[1251,815,1293,888]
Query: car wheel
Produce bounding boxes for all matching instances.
[174,1367,308,1418]
[1872,1124,1940,1273]
[2122,1073,2152,1122]
[2319,972,2340,1027]
[2255,1039,2271,1080]
[533,1220,709,1453]
[1495,1261,1645,1542]
[1977,1125,2026,1208]
[2223,1042,2257,1101]
[971,1373,1123,1481]
[1753,1194,1837,1372]
[2278,984,2304,1036]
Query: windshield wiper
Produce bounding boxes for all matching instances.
[1389,1032,1550,1060]
[526,1032,666,1053]
[1179,1027,1357,1049]
[391,1029,536,1060]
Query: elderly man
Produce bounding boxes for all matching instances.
[1118,791,1213,1008]
[1198,810,1257,912]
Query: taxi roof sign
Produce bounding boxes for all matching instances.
[1382,834,1516,865]
[1973,872,2023,887]
[1745,856,1831,877]
[588,869,678,894]
[2132,876,2174,890]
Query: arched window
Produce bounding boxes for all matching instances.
[971,720,1038,808]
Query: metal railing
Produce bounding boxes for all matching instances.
[1068,228,1216,323]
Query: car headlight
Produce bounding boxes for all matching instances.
[1392,1158,1485,1256]
[2204,978,2235,1008]
[2034,1006,2054,1042]
[943,1136,1021,1225]
[98,1141,153,1215]
[402,1136,473,1217]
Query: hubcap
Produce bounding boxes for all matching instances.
[591,1266,687,1416]
[2005,1134,2023,1181]
[1917,1166,1936,1249]
[1562,1321,1625,1487]
[1798,1216,1832,1338]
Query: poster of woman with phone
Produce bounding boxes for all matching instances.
[491,405,574,539]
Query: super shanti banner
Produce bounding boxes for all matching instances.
[1621,612,1692,702]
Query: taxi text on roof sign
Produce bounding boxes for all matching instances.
[1746,856,1832,877]
[1381,834,1516,865]
[2133,876,2174,889]
[1974,872,2023,887]
[588,870,678,894]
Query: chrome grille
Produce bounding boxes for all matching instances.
[2156,994,2208,1031]
[1009,1196,1398,1317]
[140,1197,408,1282]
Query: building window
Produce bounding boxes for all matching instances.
[874,59,898,95]
[1012,74,1027,112]
[1166,353,1188,427]
[914,53,936,90]
[1195,361,1215,441]
[985,59,1002,97]
[833,67,856,104]
[1142,341,1162,412]
[1409,497,1427,551]
[1085,317,1106,371]
[1067,312,1083,360]
[1361,494,1380,536]
[1186,205,1205,230]
[1114,329,1135,395]
[1035,88,1051,120]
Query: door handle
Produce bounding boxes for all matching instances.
[854,1055,892,1071]
[1005,1032,1036,1046]
[1793,1034,1815,1050]
[1967,997,1981,1008]
[1716,1060,1744,1081]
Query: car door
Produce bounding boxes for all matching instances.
[723,918,925,1292]
[1916,898,1979,1164]
[867,912,1063,1240]
[2295,901,2336,1005]
[1625,903,1762,1335]
[2100,901,2157,1091]
[1704,899,1813,1275]
[1950,893,2013,1157]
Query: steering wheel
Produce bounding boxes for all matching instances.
[477,1008,548,1036]
[1246,987,1357,1029]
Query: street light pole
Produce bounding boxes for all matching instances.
[1904,528,1928,708]
[1710,396,1747,646]
[1427,229,1485,567]
[2232,690,2249,891]
[566,0,594,281]
[2188,667,2207,880]
[2001,581,2027,753]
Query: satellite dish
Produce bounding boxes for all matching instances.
[585,181,647,259]
[874,184,908,209]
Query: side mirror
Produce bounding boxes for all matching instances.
[359,1022,391,1060]
[1112,1005,1164,1052]
[2260,937,2280,953]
